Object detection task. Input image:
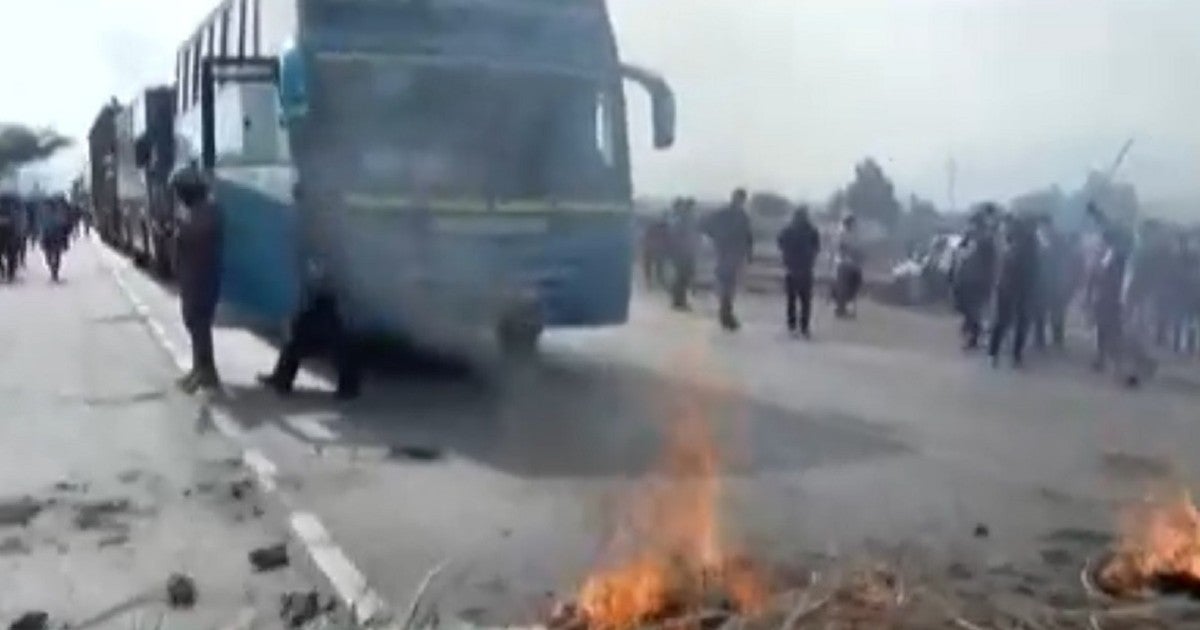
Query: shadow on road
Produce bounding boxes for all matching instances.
[214,348,912,480]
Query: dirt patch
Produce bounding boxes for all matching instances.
[0,497,43,528]
[73,498,135,533]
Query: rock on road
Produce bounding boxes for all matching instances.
[0,242,326,629]
[20,236,1200,626]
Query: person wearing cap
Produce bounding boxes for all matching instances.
[172,167,224,393]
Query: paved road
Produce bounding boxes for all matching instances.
[70,238,1200,625]
[0,242,327,629]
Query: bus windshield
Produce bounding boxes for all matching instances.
[306,58,625,203]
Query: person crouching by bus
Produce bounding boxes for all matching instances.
[39,199,71,282]
[173,168,224,393]
[257,261,362,401]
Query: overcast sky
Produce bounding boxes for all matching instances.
[4,0,1199,212]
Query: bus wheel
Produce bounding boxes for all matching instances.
[497,316,542,357]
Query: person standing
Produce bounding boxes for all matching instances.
[641,211,670,289]
[952,209,998,349]
[777,205,821,337]
[667,198,700,311]
[1086,203,1133,377]
[39,199,70,282]
[173,168,224,393]
[832,215,864,318]
[988,214,1040,367]
[703,188,754,330]
[0,196,18,281]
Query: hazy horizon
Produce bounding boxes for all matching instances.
[3,0,1199,218]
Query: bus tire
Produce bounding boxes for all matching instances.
[497,317,542,357]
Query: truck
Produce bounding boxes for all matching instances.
[87,103,120,245]
[89,87,178,277]
[155,0,675,353]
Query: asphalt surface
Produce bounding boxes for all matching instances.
[0,240,328,630]
[33,237,1200,626]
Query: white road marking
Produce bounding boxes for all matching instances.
[286,416,340,443]
[91,236,397,625]
[290,512,396,629]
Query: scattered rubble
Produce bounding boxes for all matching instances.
[249,543,290,572]
[167,573,198,609]
[7,612,47,630]
[389,445,444,462]
[280,591,335,628]
[73,498,133,532]
[52,481,88,494]
[97,533,130,549]
[0,497,43,528]
[230,479,254,501]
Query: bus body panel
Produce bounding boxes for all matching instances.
[170,0,647,347]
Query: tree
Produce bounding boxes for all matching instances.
[843,158,901,230]
[0,124,72,178]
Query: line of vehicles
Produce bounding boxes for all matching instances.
[88,0,675,353]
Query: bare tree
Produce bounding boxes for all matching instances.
[0,124,72,178]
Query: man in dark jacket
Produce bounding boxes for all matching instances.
[173,168,224,393]
[703,188,753,330]
[777,205,821,337]
[988,213,1040,367]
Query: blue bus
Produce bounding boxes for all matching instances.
[173,0,674,352]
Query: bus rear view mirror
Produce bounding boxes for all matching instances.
[621,64,675,150]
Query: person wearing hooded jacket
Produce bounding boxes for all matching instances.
[777,205,821,337]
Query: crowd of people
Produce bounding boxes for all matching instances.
[0,194,87,283]
[641,188,866,334]
[952,202,1200,383]
[642,190,1200,387]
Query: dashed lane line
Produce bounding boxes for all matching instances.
[91,235,404,629]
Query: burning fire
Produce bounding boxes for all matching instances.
[1099,486,1200,597]
[573,355,768,630]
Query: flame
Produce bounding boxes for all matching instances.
[1101,487,1200,595]
[575,349,768,630]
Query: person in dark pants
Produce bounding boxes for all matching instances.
[703,188,754,330]
[1032,219,1083,349]
[257,263,362,400]
[667,199,700,311]
[641,212,670,289]
[777,205,821,337]
[988,214,1040,367]
[953,209,998,349]
[1086,203,1135,381]
[173,168,224,393]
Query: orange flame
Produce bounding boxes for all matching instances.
[1102,486,1200,595]
[576,349,768,630]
